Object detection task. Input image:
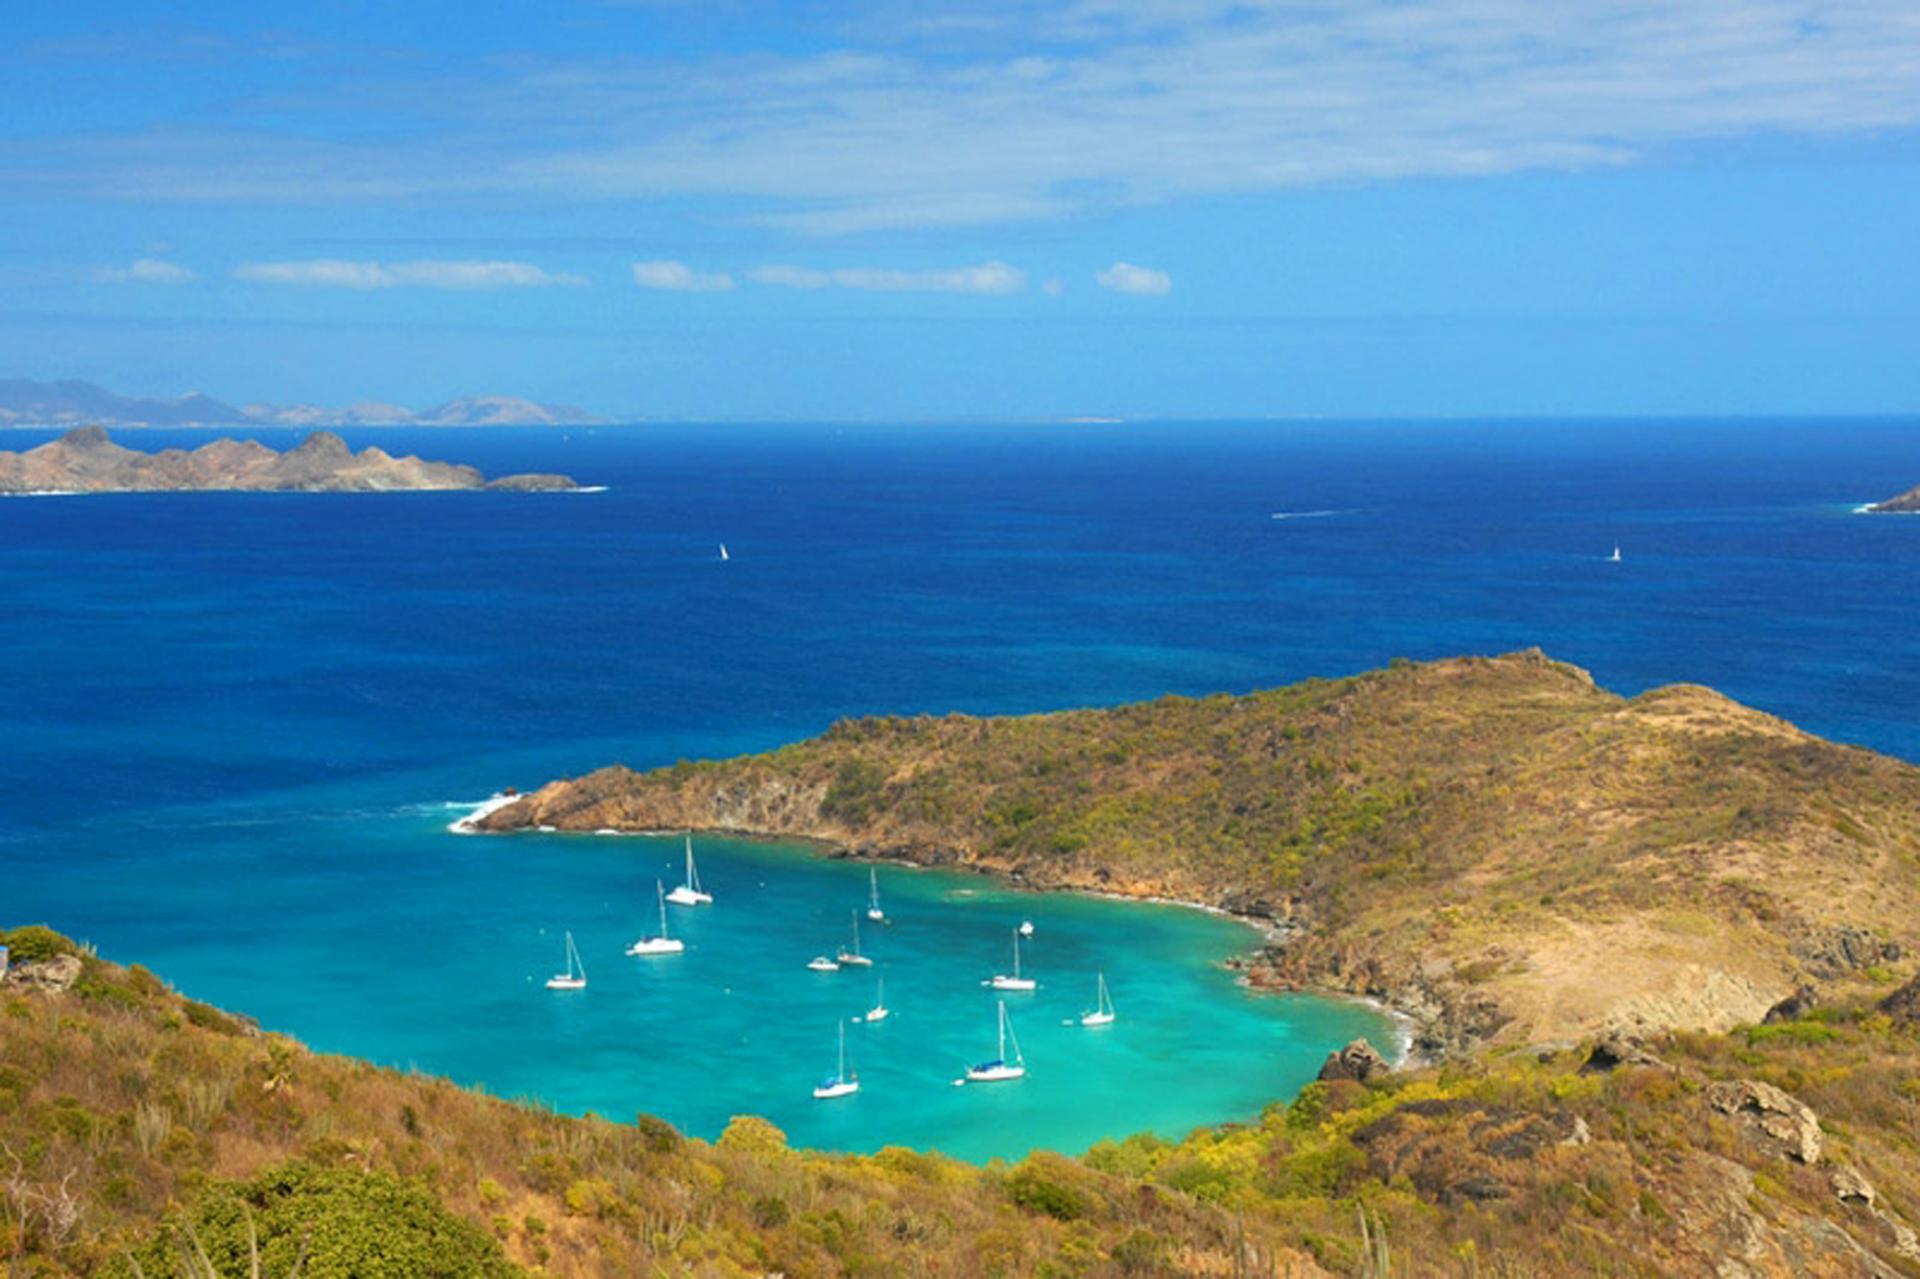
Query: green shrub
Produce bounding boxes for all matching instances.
[1007,1160,1090,1220]
[635,1113,682,1153]
[3,925,75,965]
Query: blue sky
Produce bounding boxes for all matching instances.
[4,0,1920,419]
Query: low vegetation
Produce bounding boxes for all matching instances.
[4,927,1917,1275]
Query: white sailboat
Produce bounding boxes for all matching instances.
[1607,545,1622,563]
[964,1001,1027,1082]
[988,928,1036,991]
[545,931,587,990]
[806,954,841,972]
[626,881,685,956]
[1018,920,1035,938]
[665,833,712,906]
[863,977,890,1023]
[1079,972,1116,1027]
[866,867,885,922]
[718,543,730,562]
[812,1022,860,1099]
[837,910,874,967]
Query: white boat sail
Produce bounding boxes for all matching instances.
[837,910,874,967]
[988,928,1036,991]
[864,977,890,1023]
[545,931,587,990]
[719,543,730,562]
[665,833,712,906]
[626,881,685,956]
[1607,545,1622,563]
[964,1000,1026,1082]
[812,1022,860,1099]
[1079,972,1116,1026]
[866,867,885,922]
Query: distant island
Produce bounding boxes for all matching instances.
[0,427,580,493]
[0,377,606,428]
[1866,483,1920,513]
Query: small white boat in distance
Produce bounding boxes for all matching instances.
[964,1001,1026,1082]
[664,833,712,906]
[988,928,1036,991]
[837,910,874,967]
[864,977,890,1023]
[866,867,885,923]
[1080,972,1116,1027]
[545,931,587,990]
[626,881,685,956]
[1018,920,1035,937]
[807,955,841,972]
[719,543,730,562]
[812,1023,860,1099]
[1607,545,1622,563]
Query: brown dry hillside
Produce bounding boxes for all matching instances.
[479,651,1920,1054]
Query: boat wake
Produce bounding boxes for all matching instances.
[1270,508,1350,521]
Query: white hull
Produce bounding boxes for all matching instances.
[545,975,586,991]
[664,887,711,907]
[965,1064,1025,1082]
[865,1007,890,1022]
[1018,921,1035,937]
[1079,1010,1115,1027]
[866,908,885,922]
[807,957,841,972]
[837,952,874,967]
[989,976,1035,991]
[812,1080,859,1099]
[626,938,684,956]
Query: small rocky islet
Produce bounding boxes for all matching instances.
[1867,482,1920,512]
[0,425,579,493]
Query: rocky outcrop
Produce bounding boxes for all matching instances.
[1763,985,1819,1024]
[1581,1034,1669,1073]
[1793,925,1902,979]
[1316,1038,1391,1083]
[1348,1099,1591,1207]
[1866,484,1920,514]
[1706,1079,1823,1165]
[0,427,581,493]
[1,953,82,993]
[1879,971,1920,1027]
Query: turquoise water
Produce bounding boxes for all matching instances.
[7,417,1919,1158]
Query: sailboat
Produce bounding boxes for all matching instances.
[863,977,890,1023]
[1018,920,1035,938]
[718,544,730,562]
[1607,546,1622,563]
[665,833,712,906]
[812,1022,860,1099]
[866,867,885,922]
[964,1001,1026,1082]
[626,881,685,956]
[988,928,1036,991]
[837,910,874,967]
[1079,972,1116,1027]
[806,953,841,972]
[545,931,587,990]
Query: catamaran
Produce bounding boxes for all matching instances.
[626,881,685,956]
[1079,972,1116,1026]
[988,928,1036,991]
[863,977,890,1023]
[545,931,587,990]
[812,1022,860,1099]
[837,910,874,967]
[866,867,885,922]
[964,1000,1026,1082]
[664,833,712,906]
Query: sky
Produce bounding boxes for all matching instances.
[4,0,1920,420]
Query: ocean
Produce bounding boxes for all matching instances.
[3,417,1916,1159]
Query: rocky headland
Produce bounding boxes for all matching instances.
[0,426,579,493]
[474,651,1920,1061]
[1866,483,1920,513]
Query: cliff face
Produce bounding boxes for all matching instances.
[0,426,579,493]
[1868,484,1920,513]
[479,651,1920,1055]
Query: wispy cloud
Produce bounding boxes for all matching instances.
[11,3,1920,232]
[630,259,734,291]
[233,259,587,289]
[1095,262,1170,295]
[95,258,196,285]
[748,261,1028,293]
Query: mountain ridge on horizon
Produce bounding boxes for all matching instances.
[0,377,606,428]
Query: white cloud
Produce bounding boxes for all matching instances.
[1095,261,1171,295]
[233,259,587,289]
[95,257,195,284]
[748,261,1027,293]
[630,259,734,291]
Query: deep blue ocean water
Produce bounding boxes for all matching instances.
[4,418,1918,1159]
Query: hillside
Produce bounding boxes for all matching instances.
[6,924,1919,1276]
[478,652,1920,1055]
[0,428,578,494]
